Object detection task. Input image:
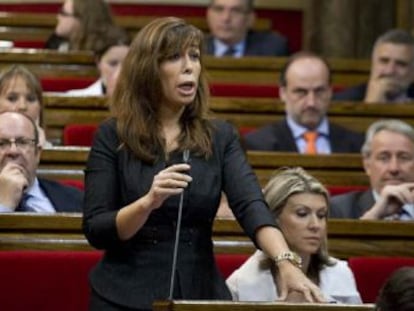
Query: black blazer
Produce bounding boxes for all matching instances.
[39,178,83,212]
[83,118,277,309]
[333,83,414,101]
[243,118,364,153]
[205,30,289,56]
[330,190,375,219]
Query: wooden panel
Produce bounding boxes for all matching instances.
[38,146,368,187]
[0,49,97,78]
[0,50,371,86]
[205,57,370,86]
[0,214,413,261]
[153,300,374,311]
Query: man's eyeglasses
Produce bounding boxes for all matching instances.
[58,8,77,18]
[0,138,37,151]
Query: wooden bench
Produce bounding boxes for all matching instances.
[38,146,368,187]
[42,95,414,144]
[210,97,414,134]
[0,49,97,78]
[153,300,375,311]
[1,213,414,259]
[0,50,370,90]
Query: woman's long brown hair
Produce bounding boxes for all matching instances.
[110,17,212,163]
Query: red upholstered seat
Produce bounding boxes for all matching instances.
[210,83,279,98]
[0,250,102,311]
[0,250,248,311]
[59,179,85,190]
[348,256,414,303]
[41,77,96,92]
[63,124,98,146]
[215,253,250,278]
[327,185,369,196]
[12,41,45,49]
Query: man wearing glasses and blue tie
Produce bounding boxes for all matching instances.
[0,111,82,213]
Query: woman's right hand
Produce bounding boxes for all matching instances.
[146,163,192,210]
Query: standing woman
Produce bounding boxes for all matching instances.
[83,17,324,311]
[45,0,114,51]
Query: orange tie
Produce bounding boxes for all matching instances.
[303,131,318,154]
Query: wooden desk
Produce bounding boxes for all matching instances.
[0,49,97,78]
[0,50,370,89]
[38,146,89,181]
[153,300,375,311]
[205,57,370,86]
[210,97,414,134]
[38,147,368,187]
[1,214,413,259]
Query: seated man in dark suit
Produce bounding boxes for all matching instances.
[330,119,414,220]
[334,29,414,103]
[205,0,288,57]
[0,111,82,213]
[244,51,364,153]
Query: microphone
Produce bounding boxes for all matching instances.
[168,149,190,300]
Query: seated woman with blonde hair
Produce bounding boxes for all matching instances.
[226,167,362,304]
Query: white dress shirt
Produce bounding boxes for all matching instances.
[0,178,55,213]
[286,116,331,154]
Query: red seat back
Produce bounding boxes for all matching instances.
[214,253,250,279]
[328,185,369,196]
[210,83,279,98]
[0,250,102,311]
[348,256,414,303]
[59,179,85,190]
[63,124,98,146]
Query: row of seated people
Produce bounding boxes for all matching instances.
[0,0,300,54]
[0,1,409,104]
[0,115,412,308]
[0,23,408,102]
[0,65,412,222]
[0,110,412,308]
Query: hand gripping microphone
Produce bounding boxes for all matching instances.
[168,149,190,299]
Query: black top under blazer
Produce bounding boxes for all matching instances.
[243,118,364,153]
[82,118,276,309]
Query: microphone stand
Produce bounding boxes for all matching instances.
[168,149,190,300]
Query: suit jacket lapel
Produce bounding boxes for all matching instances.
[354,190,375,218]
[279,119,300,152]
